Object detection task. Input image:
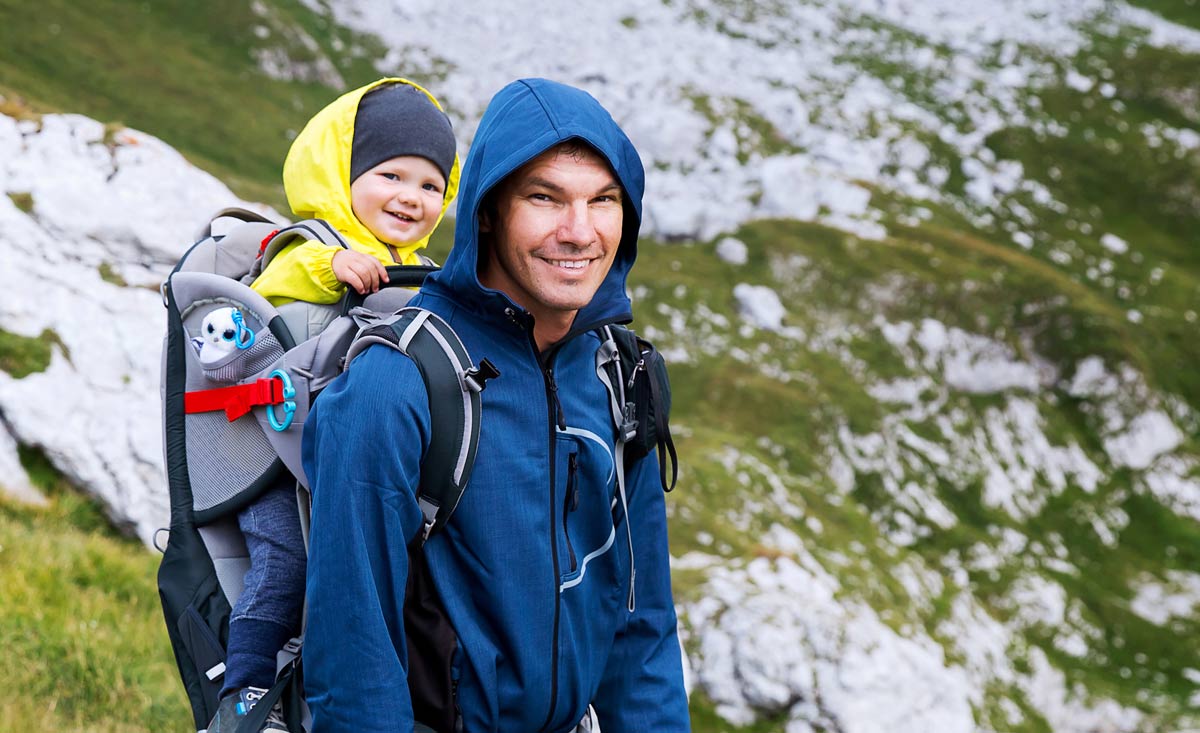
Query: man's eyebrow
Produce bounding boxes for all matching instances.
[523,176,566,193]
[595,182,623,197]
[522,176,622,197]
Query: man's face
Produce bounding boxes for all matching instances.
[479,145,624,330]
[350,155,446,246]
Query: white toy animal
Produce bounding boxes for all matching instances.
[194,306,256,366]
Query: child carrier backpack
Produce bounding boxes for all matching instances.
[156,208,499,732]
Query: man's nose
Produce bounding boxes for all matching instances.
[558,201,595,246]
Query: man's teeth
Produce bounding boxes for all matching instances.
[549,259,587,269]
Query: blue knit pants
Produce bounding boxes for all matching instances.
[221,481,307,696]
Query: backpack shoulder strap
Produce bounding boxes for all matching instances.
[346,308,499,545]
[253,219,350,278]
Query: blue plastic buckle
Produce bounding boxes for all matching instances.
[267,369,296,432]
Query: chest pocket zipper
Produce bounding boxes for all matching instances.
[563,452,579,571]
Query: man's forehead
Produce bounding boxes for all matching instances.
[510,143,619,187]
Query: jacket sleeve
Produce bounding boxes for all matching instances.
[251,239,343,305]
[592,451,691,731]
[302,346,430,733]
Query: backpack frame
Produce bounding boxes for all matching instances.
[157,209,495,732]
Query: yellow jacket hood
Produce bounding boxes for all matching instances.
[282,77,461,261]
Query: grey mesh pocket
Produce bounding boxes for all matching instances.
[201,330,285,383]
[184,317,285,515]
[186,410,280,514]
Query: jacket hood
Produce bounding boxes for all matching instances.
[423,78,645,331]
[283,78,461,260]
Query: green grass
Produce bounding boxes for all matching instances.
[1126,0,1200,30]
[98,262,129,288]
[0,327,60,378]
[0,447,189,732]
[6,191,32,214]
[977,39,1200,405]
[685,91,803,163]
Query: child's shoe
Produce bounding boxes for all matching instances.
[206,686,288,733]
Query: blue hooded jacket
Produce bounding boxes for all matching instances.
[302,79,691,732]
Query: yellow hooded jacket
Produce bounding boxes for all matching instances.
[251,78,461,305]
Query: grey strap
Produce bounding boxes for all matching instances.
[596,327,636,611]
[258,219,349,275]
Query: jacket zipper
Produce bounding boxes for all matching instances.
[563,452,579,572]
[509,306,564,733]
[541,358,563,731]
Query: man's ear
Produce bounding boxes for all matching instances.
[479,210,492,233]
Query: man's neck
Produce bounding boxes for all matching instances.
[533,319,572,353]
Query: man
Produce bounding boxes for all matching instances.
[302,78,691,732]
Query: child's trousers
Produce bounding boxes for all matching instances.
[222,480,307,695]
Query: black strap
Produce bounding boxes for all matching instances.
[233,660,304,733]
[647,370,678,492]
[603,326,678,493]
[347,308,492,545]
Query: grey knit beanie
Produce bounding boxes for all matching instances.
[350,83,456,183]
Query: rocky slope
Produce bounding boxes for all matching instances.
[2,1,1199,731]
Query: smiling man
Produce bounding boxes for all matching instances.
[302,78,691,732]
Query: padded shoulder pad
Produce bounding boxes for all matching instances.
[346,308,491,544]
[259,219,349,273]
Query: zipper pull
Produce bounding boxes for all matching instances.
[546,367,567,430]
[504,307,526,330]
[626,358,645,389]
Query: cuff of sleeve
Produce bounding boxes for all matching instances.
[312,245,342,290]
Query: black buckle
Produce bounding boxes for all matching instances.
[463,358,501,392]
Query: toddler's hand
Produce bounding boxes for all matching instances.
[331,250,390,294]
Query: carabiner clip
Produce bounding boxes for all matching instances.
[232,310,256,350]
[267,369,296,432]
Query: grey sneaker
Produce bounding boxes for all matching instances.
[206,686,288,733]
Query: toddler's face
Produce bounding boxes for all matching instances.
[350,156,446,246]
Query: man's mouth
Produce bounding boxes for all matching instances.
[546,259,589,270]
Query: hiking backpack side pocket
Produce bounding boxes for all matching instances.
[599,325,678,493]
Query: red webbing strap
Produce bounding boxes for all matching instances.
[184,378,284,422]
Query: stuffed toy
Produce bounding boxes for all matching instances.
[193,306,256,366]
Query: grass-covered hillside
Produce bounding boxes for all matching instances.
[0,450,188,732]
[1,1,1199,731]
